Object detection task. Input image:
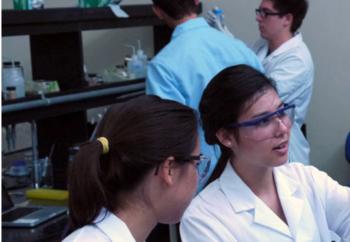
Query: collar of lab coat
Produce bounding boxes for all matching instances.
[257,32,303,60]
[218,162,306,238]
[94,208,136,242]
[171,17,209,40]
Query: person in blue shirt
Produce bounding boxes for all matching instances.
[146,0,263,187]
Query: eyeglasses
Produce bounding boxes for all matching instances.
[255,8,285,18]
[154,154,211,181]
[175,154,211,180]
[227,103,295,141]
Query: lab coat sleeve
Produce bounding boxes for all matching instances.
[180,211,238,242]
[309,166,350,241]
[145,61,186,104]
[268,54,310,104]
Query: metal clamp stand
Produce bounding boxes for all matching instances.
[169,224,178,242]
[5,124,16,151]
[31,120,40,189]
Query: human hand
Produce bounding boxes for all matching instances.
[205,7,234,38]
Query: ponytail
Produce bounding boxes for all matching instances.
[206,146,230,185]
[68,140,107,230]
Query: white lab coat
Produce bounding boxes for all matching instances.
[252,33,314,165]
[63,208,136,242]
[180,162,350,242]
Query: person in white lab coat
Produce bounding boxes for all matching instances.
[207,0,314,165]
[63,95,210,242]
[180,65,350,242]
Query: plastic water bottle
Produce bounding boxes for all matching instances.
[136,40,148,77]
[2,61,26,98]
[125,44,144,79]
[212,6,224,27]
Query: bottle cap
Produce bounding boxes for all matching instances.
[213,7,224,15]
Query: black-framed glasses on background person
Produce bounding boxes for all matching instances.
[154,154,211,180]
[227,103,295,141]
[255,8,286,18]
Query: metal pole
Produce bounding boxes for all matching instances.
[31,120,40,189]
[169,224,178,242]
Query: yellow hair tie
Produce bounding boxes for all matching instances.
[97,137,109,154]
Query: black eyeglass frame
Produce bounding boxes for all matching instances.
[255,8,286,18]
[154,154,211,179]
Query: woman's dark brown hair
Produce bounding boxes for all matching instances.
[68,95,197,230]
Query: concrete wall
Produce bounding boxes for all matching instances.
[2,0,350,184]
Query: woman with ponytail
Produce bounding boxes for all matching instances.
[63,95,210,242]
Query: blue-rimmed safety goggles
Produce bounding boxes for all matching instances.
[227,103,295,141]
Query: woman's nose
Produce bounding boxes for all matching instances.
[273,118,290,138]
[277,118,290,131]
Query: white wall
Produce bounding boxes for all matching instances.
[2,0,350,184]
[304,1,350,185]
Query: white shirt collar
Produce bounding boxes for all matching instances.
[218,162,302,210]
[218,162,256,213]
[218,162,306,238]
[270,32,303,57]
[94,208,136,242]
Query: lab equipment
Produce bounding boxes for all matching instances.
[212,7,224,28]
[206,6,234,37]
[5,160,30,177]
[136,40,148,69]
[13,0,43,10]
[2,61,26,98]
[79,0,111,8]
[31,0,44,9]
[125,42,148,79]
[13,0,32,10]
[6,86,17,100]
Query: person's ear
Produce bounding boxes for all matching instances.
[283,13,293,29]
[216,128,237,149]
[152,6,164,20]
[158,156,175,186]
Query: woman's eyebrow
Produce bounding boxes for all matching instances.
[249,102,284,119]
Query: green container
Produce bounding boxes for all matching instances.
[79,0,111,8]
[13,0,32,10]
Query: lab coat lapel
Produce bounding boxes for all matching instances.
[219,163,292,237]
[95,208,136,242]
[219,162,255,213]
[274,167,305,239]
[265,32,303,61]
[253,199,292,237]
